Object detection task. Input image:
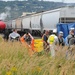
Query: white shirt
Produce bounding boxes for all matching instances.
[9,32,20,39]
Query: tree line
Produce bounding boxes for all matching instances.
[0,0,66,20]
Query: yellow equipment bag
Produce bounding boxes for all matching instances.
[34,39,43,52]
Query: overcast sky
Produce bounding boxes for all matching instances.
[44,0,75,3]
[1,0,75,3]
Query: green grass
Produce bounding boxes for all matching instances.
[0,36,75,75]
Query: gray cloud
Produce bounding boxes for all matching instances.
[0,7,11,21]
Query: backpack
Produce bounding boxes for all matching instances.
[49,35,55,44]
[68,35,75,45]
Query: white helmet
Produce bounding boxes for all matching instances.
[53,29,57,33]
[70,28,74,31]
[59,31,63,36]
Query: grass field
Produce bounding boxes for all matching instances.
[0,36,75,75]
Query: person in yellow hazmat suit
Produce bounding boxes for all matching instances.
[48,29,58,57]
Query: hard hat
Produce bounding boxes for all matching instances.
[59,31,63,36]
[53,29,57,33]
[59,31,63,34]
[70,28,74,30]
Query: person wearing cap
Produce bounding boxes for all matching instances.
[9,29,20,41]
[47,29,58,57]
[57,31,65,46]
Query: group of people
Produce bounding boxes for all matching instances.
[42,28,75,57]
[3,29,20,42]
[3,29,34,45]
[3,28,75,57]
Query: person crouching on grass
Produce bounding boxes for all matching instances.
[9,29,20,42]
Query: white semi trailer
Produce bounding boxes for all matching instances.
[42,9,61,30]
[60,6,75,23]
[22,16,31,31]
[30,13,41,30]
[6,6,75,35]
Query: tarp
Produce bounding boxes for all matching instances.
[57,23,75,38]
